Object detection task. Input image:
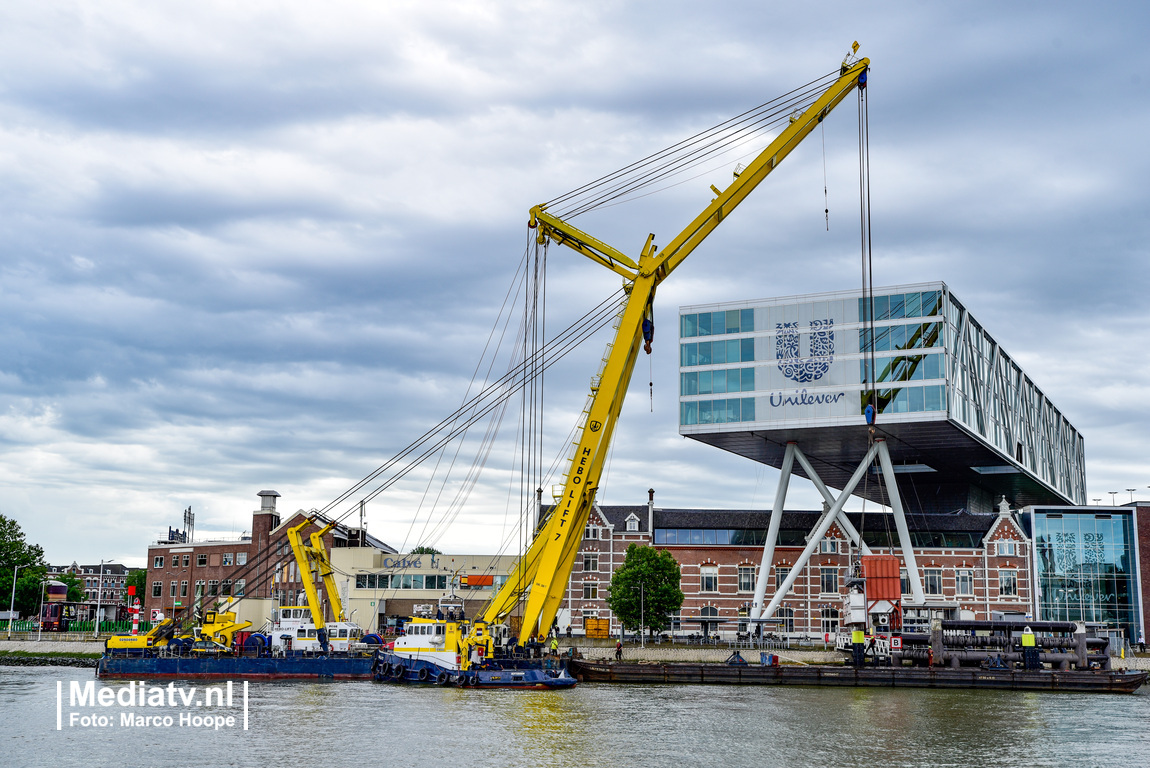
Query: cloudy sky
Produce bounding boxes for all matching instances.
[1,1,1147,566]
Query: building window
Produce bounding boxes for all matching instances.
[153,556,164,569]
[819,539,837,554]
[207,580,219,596]
[222,553,233,566]
[700,566,719,593]
[151,581,162,598]
[237,552,247,566]
[956,569,974,596]
[182,555,190,567]
[996,541,1016,557]
[180,581,188,597]
[778,606,795,634]
[583,553,598,572]
[924,569,943,596]
[221,579,232,596]
[999,570,1018,597]
[900,568,910,595]
[626,517,639,532]
[582,582,599,600]
[821,608,839,636]
[585,526,598,540]
[738,566,755,592]
[775,567,791,591]
[234,579,245,597]
[197,554,207,567]
[194,580,204,597]
[170,581,177,597]
[820,567,839,595]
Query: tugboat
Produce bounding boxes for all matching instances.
[373,598,576,690]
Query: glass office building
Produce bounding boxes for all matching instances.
[679,282,1086,510]
[1025,507,1143,642]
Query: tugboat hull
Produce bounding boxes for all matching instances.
[374,651,576,690]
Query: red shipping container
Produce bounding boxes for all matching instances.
[862,555,902,602]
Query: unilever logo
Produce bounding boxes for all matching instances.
[776,319,835,383]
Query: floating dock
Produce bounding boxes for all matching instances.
[568,659,1146,693]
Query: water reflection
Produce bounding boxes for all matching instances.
[3,667,1148,767]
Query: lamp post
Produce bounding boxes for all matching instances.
[93,560,107,639]
[7,565,19,639]
[1092,499,1102,506]
[1126,488,1136,504]
[1109,491,1118,506]
[37,579,47,642]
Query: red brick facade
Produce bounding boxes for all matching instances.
[143,493,357,622]
[564,502,1033,638]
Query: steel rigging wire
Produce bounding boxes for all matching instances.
[547,71,842,219]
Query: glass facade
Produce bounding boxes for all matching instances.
[678,282,1086,505]
[1029,508,1141,642]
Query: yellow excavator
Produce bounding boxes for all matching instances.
[453,45,871,665]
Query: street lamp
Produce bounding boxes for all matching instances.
[93,560,108,639]
[7,565,20,640]
[1092,499,1102,506]
[1108,491,1118,506]
[37,579,47,642]
[1126,488,1137,504]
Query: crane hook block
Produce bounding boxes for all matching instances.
[642,318,654,355]
[864,403,875,426]
[858,69,868,89]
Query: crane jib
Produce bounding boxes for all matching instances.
[478,48,871,645]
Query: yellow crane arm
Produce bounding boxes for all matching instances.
[286,517,348,632]
[483,50,870,645]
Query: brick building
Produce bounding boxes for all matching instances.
[562,492,1034,638]
[47,562,131,605]
[144,490,394,626]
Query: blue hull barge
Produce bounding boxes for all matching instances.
[98,652,375,681]
[374,650,576,690]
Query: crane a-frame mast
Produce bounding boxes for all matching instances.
[483,50,870,646]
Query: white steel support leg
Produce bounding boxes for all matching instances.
[749,443,796,621]
[762,442,881,621]
[792,446,871,556]
[876,439,926,604]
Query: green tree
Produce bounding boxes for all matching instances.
[56,572,85,603]
[126,568,147,596]
[0,514,46,617]
[409,546,441,555]
[12,567,47,617]
[606,545,684,635]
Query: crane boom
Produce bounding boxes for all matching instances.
[482,51,870,646]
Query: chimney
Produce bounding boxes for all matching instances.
[648,488,655,536]
[258,490,281,511]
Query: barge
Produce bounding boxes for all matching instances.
[568,658,1146,693]
[97,650,375,680]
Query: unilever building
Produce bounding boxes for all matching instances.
[678,282,1086,515]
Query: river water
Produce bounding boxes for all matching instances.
[4,665,1149,767]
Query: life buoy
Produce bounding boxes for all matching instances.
[436,672,449,685]
[418,667,430,682]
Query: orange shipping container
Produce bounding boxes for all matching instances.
[862,555,902,602]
